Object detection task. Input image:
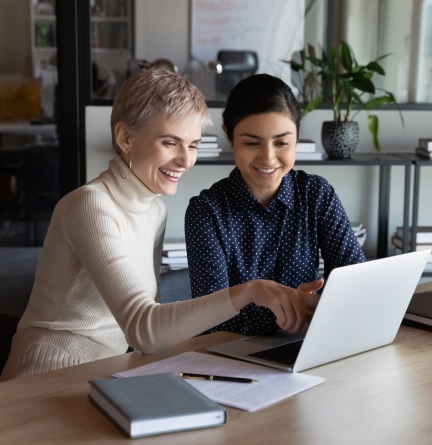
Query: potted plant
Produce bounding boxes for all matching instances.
[284,41,404,158]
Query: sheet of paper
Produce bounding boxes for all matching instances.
[114,351,325,412]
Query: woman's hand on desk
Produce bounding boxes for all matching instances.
[229,278,323,333]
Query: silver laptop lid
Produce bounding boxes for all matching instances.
[293,249,431,372]
[208,250,431,373]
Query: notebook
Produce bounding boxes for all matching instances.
[208,249,431,373]
[88,373,226,438]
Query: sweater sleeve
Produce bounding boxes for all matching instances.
[63,188,238,353]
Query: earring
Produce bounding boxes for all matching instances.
[119,151,132,179]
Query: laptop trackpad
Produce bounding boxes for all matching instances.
[242,330,305,346]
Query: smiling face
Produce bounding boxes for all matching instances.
[115,114,202,195]
[230,112,297,206]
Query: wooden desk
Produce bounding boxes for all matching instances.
[1,327,432,444]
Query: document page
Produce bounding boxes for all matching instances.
[114,351,325,411]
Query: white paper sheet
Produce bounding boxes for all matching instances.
[114,351,325,412]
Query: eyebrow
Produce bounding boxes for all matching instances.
[239,131,294,139]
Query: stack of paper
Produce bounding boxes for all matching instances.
[197,134,222,159]
[296,139,324,160]
[415,138,432,159]
[113,351,325,412]
[161,238,187,271]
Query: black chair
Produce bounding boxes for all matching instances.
[160,268,192,303]
[0,313,20,374]
[215,50,259,99]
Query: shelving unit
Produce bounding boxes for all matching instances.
[30,0,133,102]
[391,152,432,277]
[90,0,133,100]
[30,0,57,78]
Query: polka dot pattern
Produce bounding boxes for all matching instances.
[185,167,366,336]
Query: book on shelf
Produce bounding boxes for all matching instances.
[295,152,324,160]
[394,247,432,262]
[403,281,432,331]
[395,226,432,244]
[198,147,222,152]
[356,231,367,247]
[296,139,317,152]
[350,222,363,232]
[415,147,432,159]
[197,153,221,159]
[162,249,187,258]
[162,238,186,251]
[391,235,432,251]
[161,256,188,266]
[198,141,219,149]
[418,138,432,151]
[200,134,218,143]
[88,373,226,439]
[197,147,222,158]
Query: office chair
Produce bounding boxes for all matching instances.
[0,313,20,374]
[215,50,259,99]
[159,268,192,303]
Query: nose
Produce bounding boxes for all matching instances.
[259,144,277,165]
[175,145,197,168]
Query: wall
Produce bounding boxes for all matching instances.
[0,0,31,75]
[134,0,190,73]
[86,105,432,258]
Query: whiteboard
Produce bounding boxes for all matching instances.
[190,0,305,78]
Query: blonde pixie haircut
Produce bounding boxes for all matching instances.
[111,66,212,153]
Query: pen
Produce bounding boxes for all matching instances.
[179,372,257,383]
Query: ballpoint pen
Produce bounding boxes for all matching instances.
[179,372,258,383]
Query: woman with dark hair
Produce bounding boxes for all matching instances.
[185,73,366,336]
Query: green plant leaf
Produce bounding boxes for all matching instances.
[349,74,375,93]
[302,96,323,117]
[368,114,380,152]
[366,61,385,75]
[363,95,393,109]
[339,41,353,71]
[285,60,303,71]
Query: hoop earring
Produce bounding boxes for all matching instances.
[119,151,132,179]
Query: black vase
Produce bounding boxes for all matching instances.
[321,121,359,159]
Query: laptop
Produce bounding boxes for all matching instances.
[208,249,431,373]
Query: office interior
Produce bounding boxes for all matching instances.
[1,0,432,316]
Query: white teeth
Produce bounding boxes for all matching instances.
[160,168,183,178]
[258,168,276,173]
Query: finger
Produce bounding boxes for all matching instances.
[301,291,321,307]
[278,299,304,333]
[297,277,324,293]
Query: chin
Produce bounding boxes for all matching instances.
[160,185,179,196]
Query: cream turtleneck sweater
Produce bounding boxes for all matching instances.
[1,154,237,380]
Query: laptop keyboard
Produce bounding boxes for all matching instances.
[248,340,304,365]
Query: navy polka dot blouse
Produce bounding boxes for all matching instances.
[185,167,366,336]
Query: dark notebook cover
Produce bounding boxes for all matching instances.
[88,372,226,438]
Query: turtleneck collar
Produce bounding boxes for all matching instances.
[98,152,161,214]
